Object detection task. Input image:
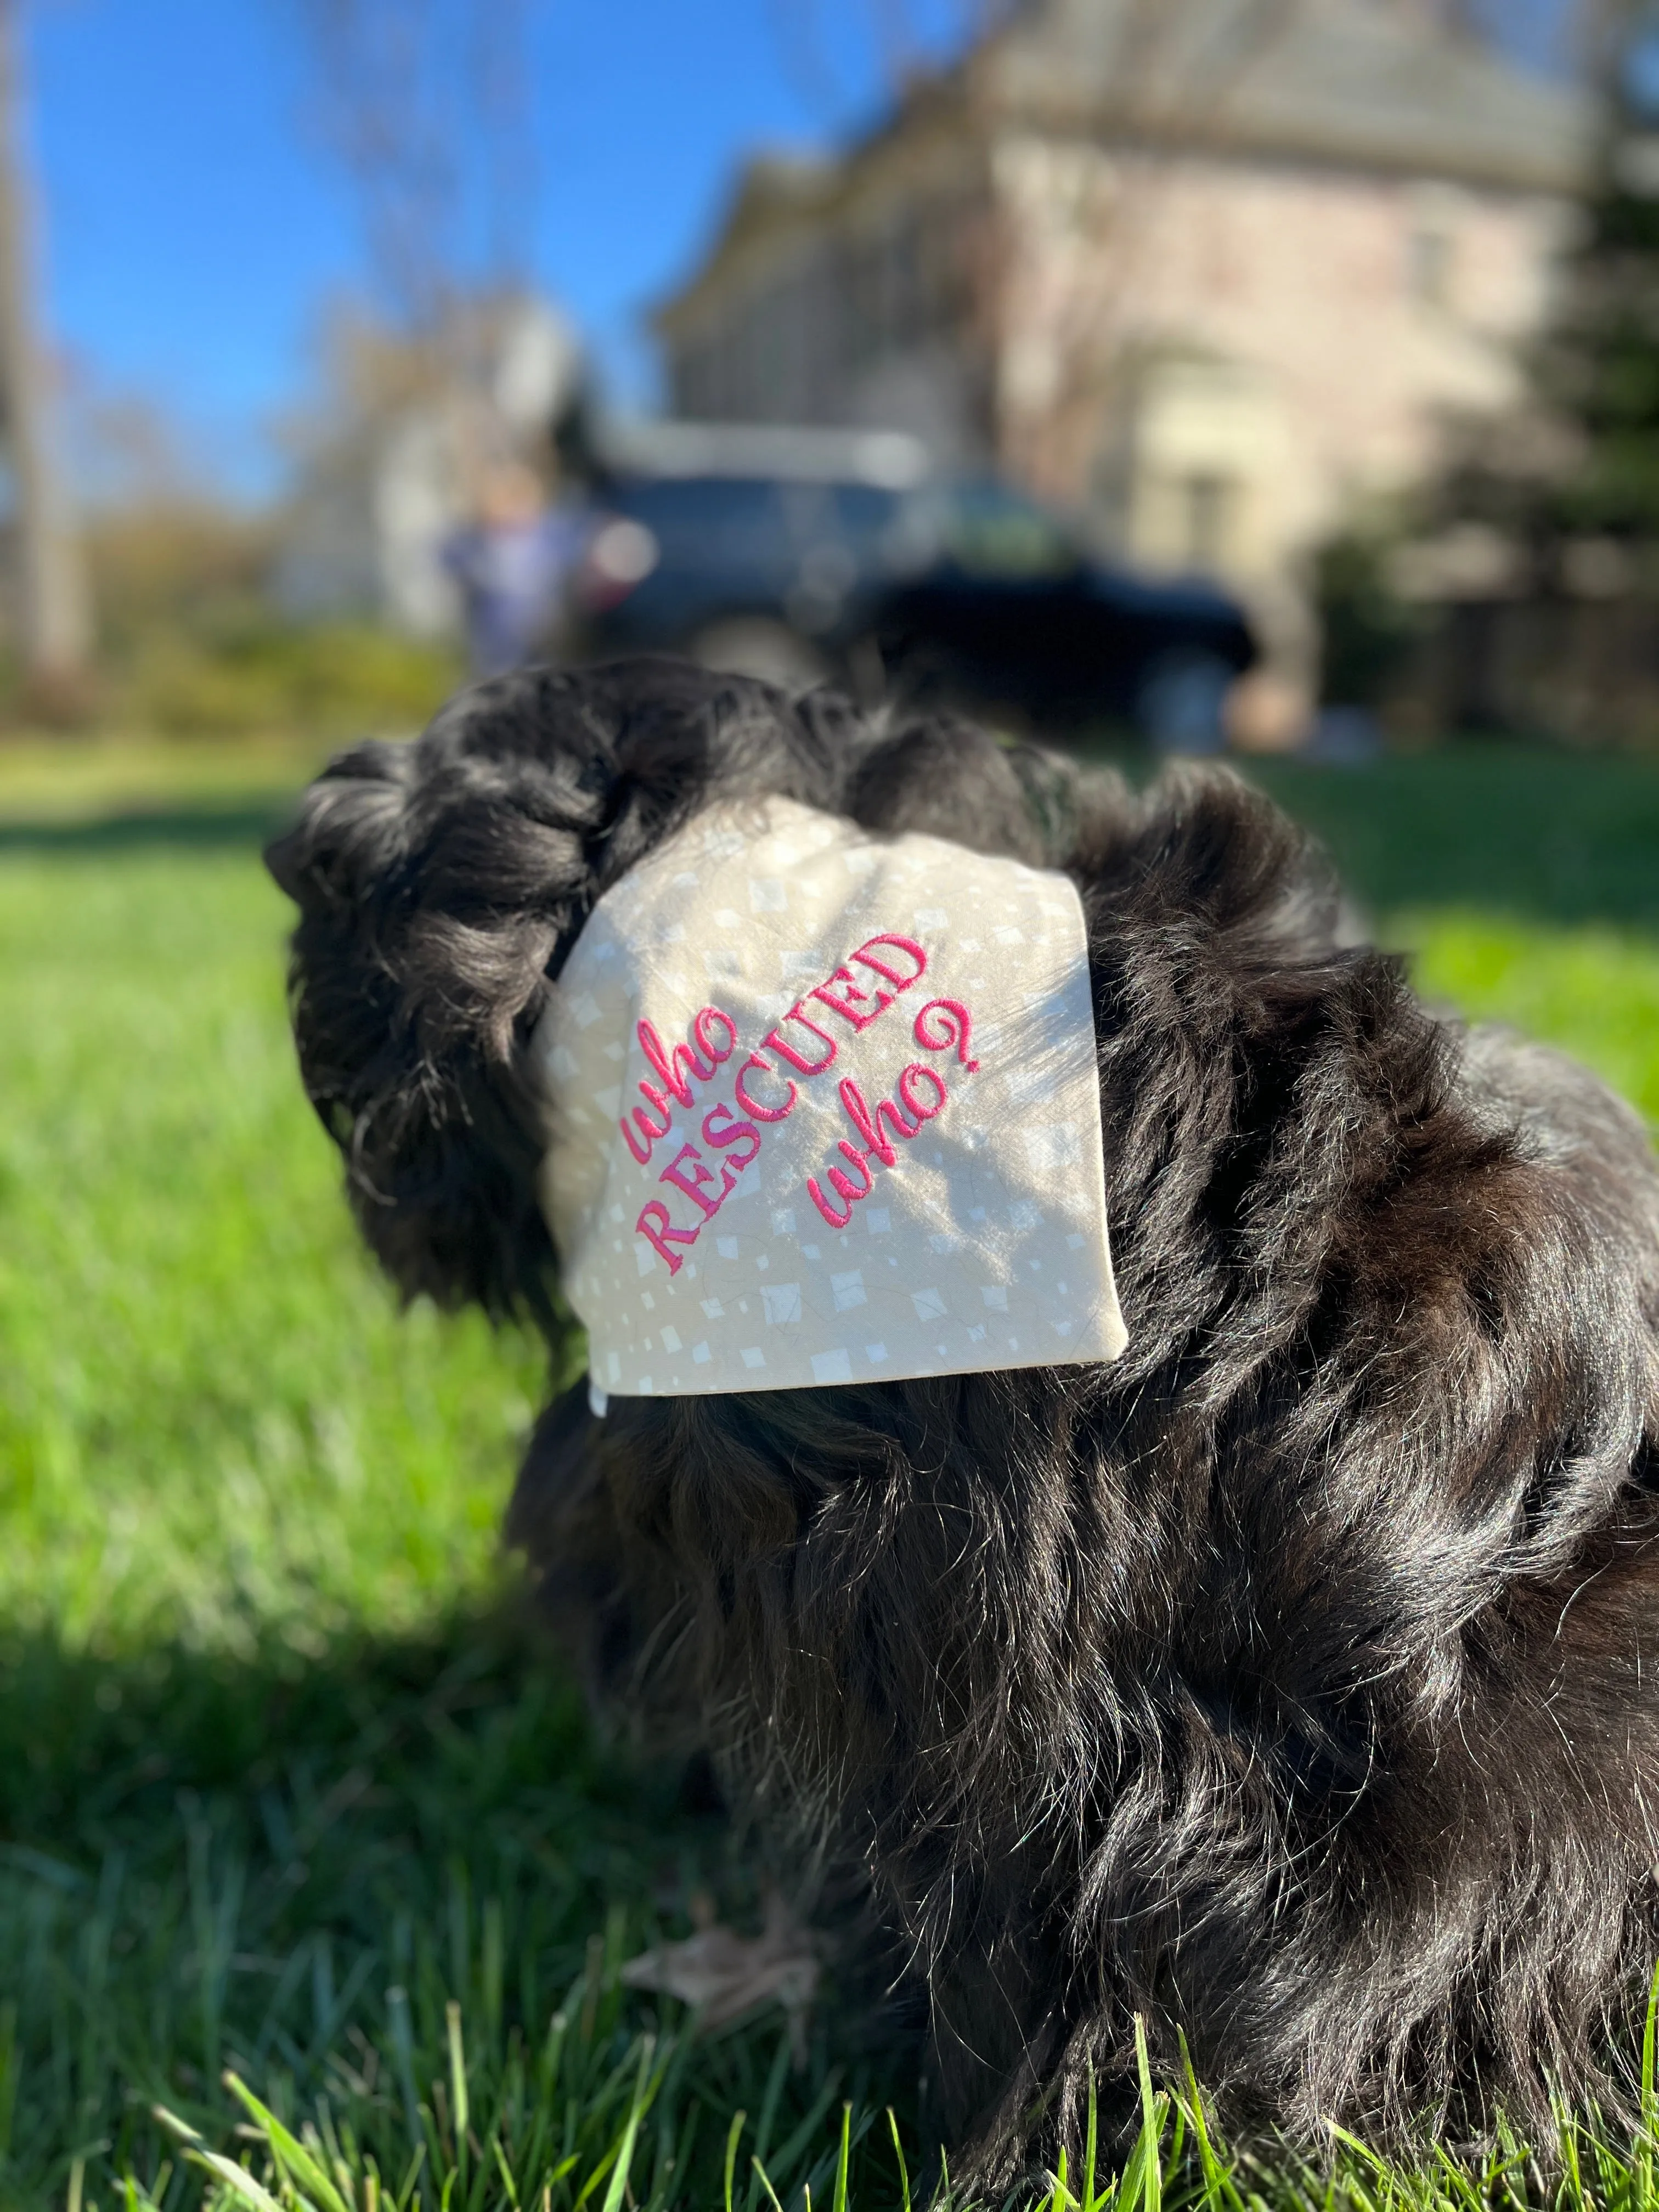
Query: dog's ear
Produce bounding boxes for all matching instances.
[264,714,590,1329]
[265,659,865,1328]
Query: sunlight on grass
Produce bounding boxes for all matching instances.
[0,731,345,822]
[0,851,548,1652]
[1408,913,1659,1128]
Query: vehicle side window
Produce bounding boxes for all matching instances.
[831,484,901,551]
[611,478,786,551]
[929,484,1080,579]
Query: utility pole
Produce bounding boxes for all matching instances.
[0,0,89,708]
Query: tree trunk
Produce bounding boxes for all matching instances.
[0,0,89,706]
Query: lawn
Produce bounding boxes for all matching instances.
[2,739,1659,2211]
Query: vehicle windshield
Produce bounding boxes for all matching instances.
[603,471,1083,587]
[924,481,1080,579]
[608,476,799,548]
[608,475,897,565]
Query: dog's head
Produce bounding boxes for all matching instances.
[263,654,1106,1339]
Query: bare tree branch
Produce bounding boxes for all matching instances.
[285,0,540,334]
[1566,0,1644,81]
[764,0,847,121]
[980,0,1308,494]
[765,0,1021,119]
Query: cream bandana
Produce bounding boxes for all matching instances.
[532,797,1126,1402]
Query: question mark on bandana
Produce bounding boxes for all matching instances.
[913,998,979,1073]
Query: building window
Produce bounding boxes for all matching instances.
[884,219,921,346]
[1409,223,1456,310]
[751,279,788,419]
[843,235,885,368]
[1182,471,1237,573]
[676,337,714,417]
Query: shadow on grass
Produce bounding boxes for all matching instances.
[14,1613,1659,2212]
[0,799,295,854]
[0,1606,901,2209]
[1069,742,1659,930]
[1245,749,1659,928]
[2,747,1659,929]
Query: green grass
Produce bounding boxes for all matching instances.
[1248,747,1659,928]
[0,850,545,1649]
[0,732,339,826]
[2,745,1659,2210]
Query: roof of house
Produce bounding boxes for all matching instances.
[985,0,1591,194]
[654,151,840,332]
[657,2,1592,331]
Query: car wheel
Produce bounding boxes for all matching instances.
[689,619,831,695]
[1136,650,1235,755]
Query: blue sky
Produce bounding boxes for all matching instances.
[26,0,1571,501]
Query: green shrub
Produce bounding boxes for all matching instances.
[126,620,462,741]
[1312,526,1425,710]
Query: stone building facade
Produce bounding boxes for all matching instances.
[656,0,1589,703]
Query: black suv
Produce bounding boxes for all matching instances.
[574,424,1257,744]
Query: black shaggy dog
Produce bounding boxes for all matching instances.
[268,656,1659,2193]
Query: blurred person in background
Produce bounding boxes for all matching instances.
[443,457,589,678]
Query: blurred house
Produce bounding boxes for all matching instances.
[656,0,1591,707]
[274,295,582,636]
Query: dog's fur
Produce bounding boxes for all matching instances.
[268,657,1659,2190]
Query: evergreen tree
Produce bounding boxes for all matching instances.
[1539,3,1659,541]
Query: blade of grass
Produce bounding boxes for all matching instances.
[597,2036,655,2212]
[222,2071,352,2212]
[724,2111,748,2212]
[832,2104,851,2212]
[1131,2017,1165,2212]
[888,2108,912,2212]
[752,2153,787,2212]
[151,2105,285,2212]
[1178,2033,1245,2212]
[446,2002,469,2146]
[1084,2067,1099,2212]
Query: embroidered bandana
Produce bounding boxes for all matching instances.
[532,796,1126,1400]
